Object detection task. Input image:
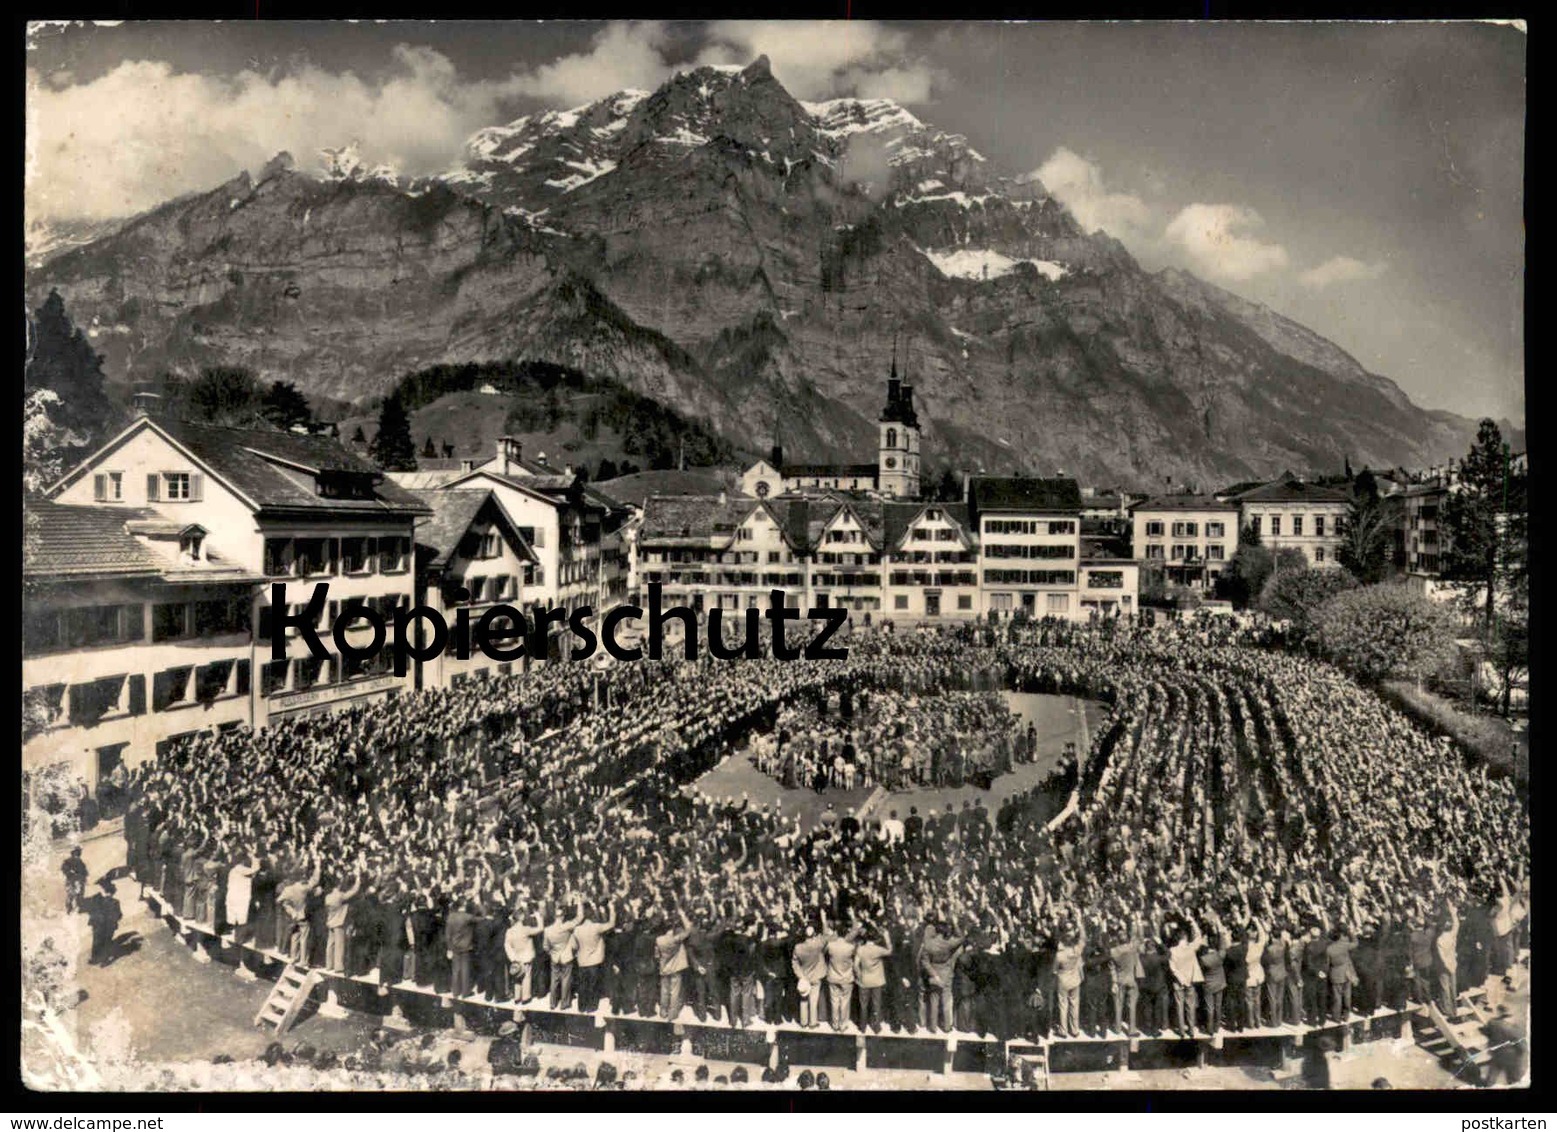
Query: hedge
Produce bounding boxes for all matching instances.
[1379,679,1527,785]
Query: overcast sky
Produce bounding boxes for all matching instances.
[25,20,1524,424]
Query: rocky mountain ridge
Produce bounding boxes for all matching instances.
[27,54,1501,488]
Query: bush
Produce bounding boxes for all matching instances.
[1378,679,1525,783]
[1257,563,1358,630]
[1311,583,1458,683]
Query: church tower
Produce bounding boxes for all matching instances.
[878,351,921,499]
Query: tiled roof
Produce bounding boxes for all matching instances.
[782,463,879,479]
[967,476,1083,515]
[1232,479,1351,504]
[639,495,760,545]
[411,490,492,568]
[598,470,730,509]
[388,470,466,490]
[22,500,259,582]
[1131,494,1241,513]
[24,501,163,577]
[150,418,431,515]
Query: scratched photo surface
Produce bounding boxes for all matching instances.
[22,19,1527,1094]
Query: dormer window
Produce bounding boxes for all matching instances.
[179,529,205,563]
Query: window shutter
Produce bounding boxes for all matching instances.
[190,473,204,502]
[234,660,251,697]
[147,474,160,503]
[93,474,106,501]
[533,527,544,548]
[127,674,146,716]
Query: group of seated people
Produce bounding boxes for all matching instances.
[117,615,1528,1048]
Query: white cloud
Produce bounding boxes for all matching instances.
[695,20,937,103]
[1029,147,1152,241]
[508,21,674,106]
[1298,255,1389,289]
[26,46,534,226]
[1163,203,1289,281]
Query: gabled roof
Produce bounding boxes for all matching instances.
[410,489,537,569]
[967,476,1083,515]
[1130,494,1240,513]
[50,416,430,516]
[1231,479,1351,504]
[881,502,971,550]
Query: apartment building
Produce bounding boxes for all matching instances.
[46,414,430,730]
[966,477,1084,619]
[1129,496,1240,590]
[1228,477,1350,567]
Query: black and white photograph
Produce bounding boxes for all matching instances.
[20,18,1528,1097]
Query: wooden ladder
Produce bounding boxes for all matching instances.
[1426,998,1493,1086]
[254,965,322,1037]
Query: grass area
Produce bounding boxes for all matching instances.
[1379,680,1527,784]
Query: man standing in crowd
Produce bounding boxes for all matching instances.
[920,918,965,1035]
[855,926,892,1034]
[1109,914,1144,1037]
[279,857,321,967]
[323,865,363,975]
[1168,918,1204,1038]
[825,920,863,1032]
[1435,901,1461,1018]
[572,900,616,1013]
[792,916,832,1029]
[656,907,694,1022]
[544,897,585,1010]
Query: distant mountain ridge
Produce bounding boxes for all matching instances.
[27,54,1506,488]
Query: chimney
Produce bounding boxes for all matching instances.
[131,390,163,418]
[460,459,476,473]
[497,436,522,476]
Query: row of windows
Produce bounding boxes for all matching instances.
[988,593,1072,613]
[25,659,252,730]
[261,649,398,696]
[908,527,960,542]
[984,520,1077,536]
[888,551,976,565]
[888,571,978,587]
[984,543,1076,560]
[259,594,409,641]
[1248,516,1329,538]
[91,470,204,504]
[1142,520,1227,539]
[893,593,975,611]
[1143,544,1227,562]
[983,570,1077,586]
[24,598,248,655]
[264,536,411,578]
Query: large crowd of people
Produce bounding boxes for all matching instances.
[750,690,1032,793]
[118,615,1529,1046]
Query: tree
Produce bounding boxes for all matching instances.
[165,366,266,426]
[24,289,118,440]
[1257,561,1359,632]
[1311,584,1459,683]
[1219,541,1274,608]
[1440,419,1528,643]
[352,425,367,444]
[934,468,961,502]
[596,457,620,482]
[1337,492,1392,584]
[423,436,438,459]
[262,380,313,432]
[369,394,418,472]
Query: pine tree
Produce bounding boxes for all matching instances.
[262,380,313,432]
[24,289,118,439]
[423,436,438,459]
[351,425,367,444]
[596,457,619,482]
[1441,420,1527,643]
[1337,493,1391,584]
[369,394,418,472]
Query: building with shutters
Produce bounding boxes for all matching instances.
[1224,475,1350,567]
[1128,496,1241,590]
[44,413,430,740]
[406,488,540,689]
[966,477,1087,619]
[23,497,263,797]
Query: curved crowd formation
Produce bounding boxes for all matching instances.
[119,616,1529,1044]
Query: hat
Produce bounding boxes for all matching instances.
[498,1021,519,1037]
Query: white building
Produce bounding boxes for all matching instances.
[967,477,1084,619]
[1229,476,1350,567]
[1129,496,1240,590]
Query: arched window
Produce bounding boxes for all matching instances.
[886,428,897,449]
